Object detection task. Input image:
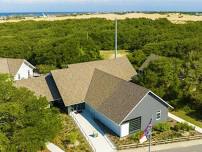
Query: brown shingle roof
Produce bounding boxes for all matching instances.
[51,57,137,106]
[0,58,25,75]
[85,69,149,124]
[0,58,10,73]
[7,58,25,75]
[15,75,54,101]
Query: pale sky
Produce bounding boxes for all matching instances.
[0,0,201,12]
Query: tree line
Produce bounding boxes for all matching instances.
[0,18,201,124]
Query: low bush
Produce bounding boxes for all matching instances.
[131,131,144,142]
[66,131,79,144]
[172,122,194,132]
[37,64,57,74]
[154,122,171,132]
[154,130,181,140]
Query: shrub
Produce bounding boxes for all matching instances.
[66,131,79,144]
[173,122,194,132]
[155,130,181,140]
[131,131,143,142]
[154,122,171,132]
[37,64,57,74]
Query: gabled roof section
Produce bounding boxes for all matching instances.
[0,58,35,75]
[51,57,136,106]
[85,69,149,124]
[15,75,54,101]
[7,58,24,75]
[0,58,10,73]
[68,57,136,81]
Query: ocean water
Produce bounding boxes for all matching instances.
[0,12,91,17]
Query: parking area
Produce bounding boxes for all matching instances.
[71,111,116,152]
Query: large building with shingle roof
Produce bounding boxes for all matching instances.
[51,57,136,106]
[16,57,172,137]
[0,58,35,80]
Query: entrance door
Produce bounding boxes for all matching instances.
[129,117,141,134]
[69,103,85,113]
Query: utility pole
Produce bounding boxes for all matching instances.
[115,18,118,59]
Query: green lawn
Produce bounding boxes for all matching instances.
[172,110,202,128]
[100,50,129,59]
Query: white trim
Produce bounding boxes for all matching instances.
[156,110,161,120]
[24,60,36,69]
[149,91,174,109]
[119,91,150,125]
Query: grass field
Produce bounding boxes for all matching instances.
[172,110,202,128]
[100,50,129,59]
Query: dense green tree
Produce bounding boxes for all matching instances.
[0,74,62,152]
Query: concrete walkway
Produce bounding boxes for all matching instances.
[168,112,202,133]
[46,142,64,152]
[119,139,202,152]
[71,111,115,152]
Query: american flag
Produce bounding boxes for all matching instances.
[139,118,152,144]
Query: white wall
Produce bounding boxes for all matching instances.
[14,62,34,81]
[120,122,129,137]
[85,103,121,136]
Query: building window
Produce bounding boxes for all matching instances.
[18,74,21,80]
[156,110,161,120]
[28,70,30,77]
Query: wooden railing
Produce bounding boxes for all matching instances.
[117,134,202,150]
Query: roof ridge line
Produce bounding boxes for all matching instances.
[93,68,148,91]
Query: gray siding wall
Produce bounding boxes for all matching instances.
[123,93,168,130]
[85,103,121,136]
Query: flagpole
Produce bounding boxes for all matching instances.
[115,18,117,59]
[149,129,151,152]
[149,116,153,152]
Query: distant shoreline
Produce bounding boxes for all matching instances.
[0,11,202,17]
[1,12,202,24]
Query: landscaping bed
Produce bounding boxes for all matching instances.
[107,119,200,147]
[51,114,92,152]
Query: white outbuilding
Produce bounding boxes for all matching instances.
[0,58,36,80]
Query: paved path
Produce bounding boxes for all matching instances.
[46,142,64,152]
[71,111,115,152]
[156,144,202,152]
[168,112,202,133]
[119,139,202,152]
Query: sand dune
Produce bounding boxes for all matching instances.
[1,13,202,24]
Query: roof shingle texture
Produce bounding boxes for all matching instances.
[15,76,54,101]
[85,69,149,124]
[0,58,24,75]
[51,57,137,106]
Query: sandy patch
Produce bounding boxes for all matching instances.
[1,13,202,24]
